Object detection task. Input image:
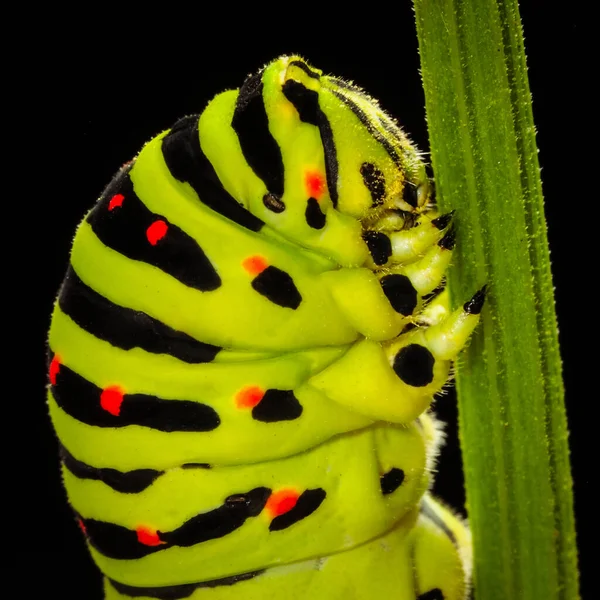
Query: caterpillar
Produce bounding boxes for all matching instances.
[47,55,485,600]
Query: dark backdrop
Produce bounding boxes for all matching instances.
[18,3,587,598]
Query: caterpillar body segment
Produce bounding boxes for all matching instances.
[103,515,420,600]
[102,492,472,600]
[47,55,484,599]
[71,420,431,588]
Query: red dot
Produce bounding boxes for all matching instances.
[108,194,125,211]
[136,526,163,546]
[266,489,300,517]
[100,386,124,416]
[305,171,326,198]
[242,255,268,275]
[77,518,87,535]
[49,355,61,385]
[235,386,265,409]
[147,220,168,245]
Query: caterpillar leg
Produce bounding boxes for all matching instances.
[319,222,455,343]
[308,286,486,423]
[363,211,453,268]
[410,494,472,600]
[418,287,451,327]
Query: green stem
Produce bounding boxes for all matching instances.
[412,1,579,599]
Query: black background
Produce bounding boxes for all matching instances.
[16,3,587,598]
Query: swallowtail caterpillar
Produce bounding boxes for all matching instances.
[47,55,485,599]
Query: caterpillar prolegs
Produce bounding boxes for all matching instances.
[47,56,485,599]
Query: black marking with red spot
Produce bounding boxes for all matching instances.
[60,444,163,494]
[108,570,265,599]
[88,166,222,292]
[269,488,326,531]
[282,79,339,208]
[162,115,265,232]
[251,266,302,309]
[49,357,220,432]
[58,267,221,364]
[235,386,303,422]
[80,487,270,559]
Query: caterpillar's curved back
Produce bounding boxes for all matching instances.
[47,55,484,600]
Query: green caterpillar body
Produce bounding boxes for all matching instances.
[47,56,484,599]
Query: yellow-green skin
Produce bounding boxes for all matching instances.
[47,56,480,599]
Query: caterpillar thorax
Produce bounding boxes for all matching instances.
[47,55,483,599]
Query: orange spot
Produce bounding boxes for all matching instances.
[266,489,300,517]
[136,526,164,546]
[100,386,124,416]
[108,193,125,211]
[77,518,87,535]
[305,171,326,198]
[146,220,168,245]
[235,386,265,409]
[242,255,268,275]
[49,355,61,385]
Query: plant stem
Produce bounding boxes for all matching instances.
[412,1,579,598]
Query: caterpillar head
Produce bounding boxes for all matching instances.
[200,56,434,267]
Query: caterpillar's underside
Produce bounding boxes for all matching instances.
[48,56,484,599]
